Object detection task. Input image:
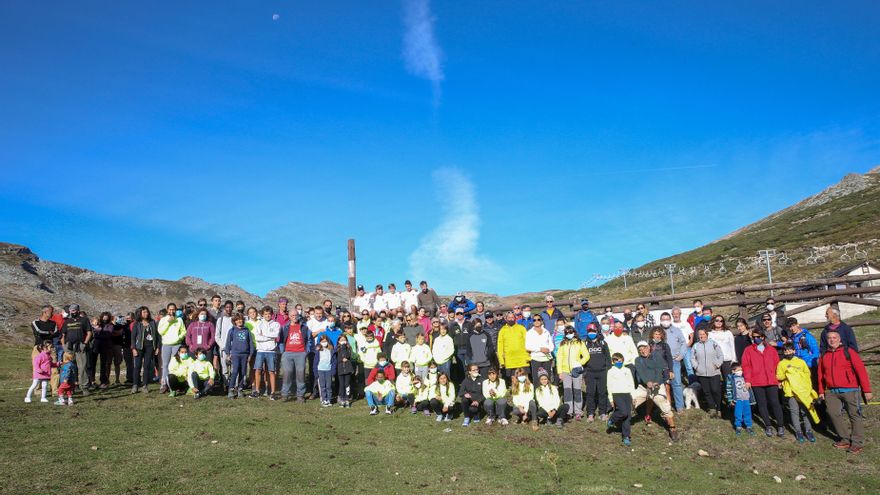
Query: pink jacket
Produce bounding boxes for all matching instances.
[33,351,55,380]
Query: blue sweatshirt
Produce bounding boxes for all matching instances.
[224,326,253,356]
[318,327,343,349]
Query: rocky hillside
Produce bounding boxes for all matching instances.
[560,166,880,302]
[0,243,350,343]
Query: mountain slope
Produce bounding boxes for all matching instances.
[567,166,880,302]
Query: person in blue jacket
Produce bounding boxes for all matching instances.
[819,307,859,354]
[224,314,253,399]
[448,292,477,316]
[785,317,819,369]
[573,299,598,340]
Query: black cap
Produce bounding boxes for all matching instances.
[580,298,590,306]
[357,285,364,291]
[485,311,494,318]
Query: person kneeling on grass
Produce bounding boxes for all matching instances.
[725,363,756,436]
[365,370,396,415]
[432,372,456,422]
[395,361,416,411]
[777,342,819,443]
[632,341,678,441]
[535,369,567,428]
[167,345,194,397]
[606,352,635,446]
[510,368,538,430]
[413,375,433,416]
[482,368,509,425]
[188,348,215,399]
[459,364,485,427]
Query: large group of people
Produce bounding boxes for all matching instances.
[24,281,872,452]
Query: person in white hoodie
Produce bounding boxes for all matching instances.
[606,352,636,446]
[251,306,281,399]
[605,323,638,367]
[525,318,555,385]
[708,315,736,378]
[214,301,235,387]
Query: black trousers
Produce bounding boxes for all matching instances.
[697,375,722,411]
[610,393,632,438]
[132,343,155,388]
[538,404,570,424]
[753,385,784,429]
[584,370,609,416]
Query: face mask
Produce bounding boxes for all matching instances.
[613,329,623,337]
[379,361,387,367]
[421,288,428,293]
[517,376,527,383]
[473,325,483,332]
[601,324,610,332]
[175,310,183,318]
[783,354,793,360]
[636,321,645,328]
[694,307,702,313]
[587,332,598,340]
[322,342,329,348]
[757,344,765,351]
[605,311,612,317]
[660,321,671,328]
[753,337,764,344]
[522,311,531,318]
[180,353,189,360]
[653,337,661,343]
[734,370,743,377]
[565,333,575,340]
[613,362,624,369]
[338,341,347,346]
[766,304,775,311]
[470,372,479,378]
[197,354,207,361]
[429,369,437,374]
[198,315,207,322]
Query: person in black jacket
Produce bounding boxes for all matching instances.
[583,323,612,421]
[458,363,485,426]
[336,335,355,408]
[130,306,159,394]
[61,304,92,396]
[466,320,494,378]
[733,318,751,364]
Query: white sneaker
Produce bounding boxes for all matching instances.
[485,418,494,425]
[40,398,49,403]
[67,398,74,405]
[500,418,509,426]
[24,397,32,403]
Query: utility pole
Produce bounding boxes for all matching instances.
[665,263,677,296]
[620,268,629,289]
[758,249,776,296]
[347,239,356,309]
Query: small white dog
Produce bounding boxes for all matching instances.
[683,382,702,410]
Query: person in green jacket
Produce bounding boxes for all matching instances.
[158,303,187,393]
[167,345,194,397]
[187,347,215,399]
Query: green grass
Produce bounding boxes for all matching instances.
[1,344,878,495]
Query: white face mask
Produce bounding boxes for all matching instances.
[522,311,531,318]
[601,324,610,332]
[694,306,702,313]
[636,321,645,328]
[517,376,527,383]
[660,320,671,328]
[322,342,329,348]
[429,369,437,374]
[766,304,775,311]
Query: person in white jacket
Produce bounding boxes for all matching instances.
[525,318,555,386]
[606,352,636,446]
[251,307,281,399]
[535,370,566,428]
[708,315,736,377]
[482,368,508,425]
[605,323,638,366]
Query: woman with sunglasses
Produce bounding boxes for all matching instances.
[708,315,736,379]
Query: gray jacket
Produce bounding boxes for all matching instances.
[667,325,688,361]
[690,339,724,377]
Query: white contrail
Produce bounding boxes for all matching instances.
[409,168,501,290]
[402,0,444,106]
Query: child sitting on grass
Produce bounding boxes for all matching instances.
[25,342,56,404]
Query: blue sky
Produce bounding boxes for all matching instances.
[1,1,879,297]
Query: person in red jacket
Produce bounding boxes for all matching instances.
[366,353,396,386]
[818,328,873,454]
[740,328,785,437]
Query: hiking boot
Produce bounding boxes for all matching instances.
[795,433,805,443]
[765,427,774,437]
[806,431,816,443]
[777,427,785,437]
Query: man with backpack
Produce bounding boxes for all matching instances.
[818,328,872,454]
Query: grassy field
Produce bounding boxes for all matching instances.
[2,324,879,495]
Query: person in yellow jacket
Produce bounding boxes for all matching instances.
[413,375,434,416]
[482,368,509,425]
[410,333,433,381]
[167,345,194,397]
[431,372,456,422]
[431,325,455,377]
[776,342,819,443]
[535,370,567,428]
[497,312,530,380]
[556,326,590,420]
[510,368,538,430]
[187,348,215,399]
[158,303,187,393]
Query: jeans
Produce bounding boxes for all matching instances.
[189,372,211,394]
[734,399,753,428]
[366,390,395,408]
[584,370,609,416]
[752,385,784,429]
[610,393,632,438]
[560,372,583,417]
[483,398,508,419]
[317,370,333,402]
[219,350,230,383]
[132,343,155,388]
[160,344,181,387]
[281,352,307,398]
[826,390,865,447]
[338,373,352,402]
[787,397,813,434]
[229,354,249,390]
[437,361,451,378]
[670,359,685,411]
[684,347,695,380]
